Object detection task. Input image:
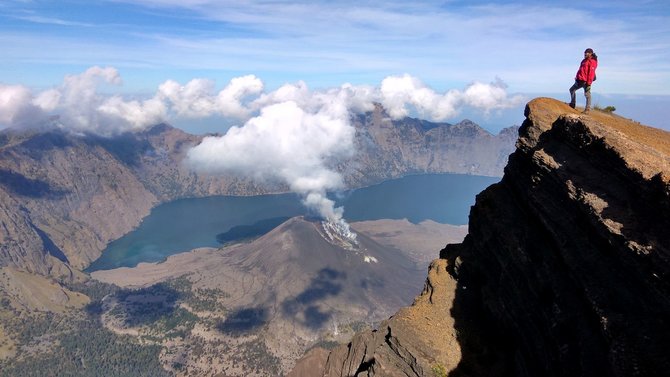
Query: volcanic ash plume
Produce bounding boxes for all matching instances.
[187,95,358,241]
[321,216,358,249]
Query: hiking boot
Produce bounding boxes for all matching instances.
[582,108,590,114]
[568,102,576,109]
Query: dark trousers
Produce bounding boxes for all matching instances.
[569,80,591,110]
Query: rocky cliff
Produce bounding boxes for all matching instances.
[0,130,159,275]
[294,98,670,376]
[343,104,516,186]
[0,111,515,278]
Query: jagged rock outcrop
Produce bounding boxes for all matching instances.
[0,130,159,274]
[0,112,515,278]
[343,104,516,186]
[289,258,461,377]
[296,98,670,376]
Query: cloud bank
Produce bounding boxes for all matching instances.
[0,66,524,135]
[1,67,166,135]
[0,66,523,223]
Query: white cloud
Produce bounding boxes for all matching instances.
[1,66,524,136]
[0,67,262,134]
[336,83,377,114]
[252,81,310,109]
[463,78,525,113]
[32,89,61,111]
[157,74,263,118]
[251,80,377,117]
[0,66,170,134]
[379,74,524,121]
[158,79,215,117]
[14,15,95,27]
[97,96,166,130]
[0,84,45,128]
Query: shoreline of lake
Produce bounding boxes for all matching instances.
[87,173,499,272]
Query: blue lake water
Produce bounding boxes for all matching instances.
[86,174,499,271]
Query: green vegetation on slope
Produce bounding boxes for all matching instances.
[0,294,168,376]
[0,274,287,376]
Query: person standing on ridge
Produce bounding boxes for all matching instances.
[569,48,598,113]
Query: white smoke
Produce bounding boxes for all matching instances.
[187,96,355,228]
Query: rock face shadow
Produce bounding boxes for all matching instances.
[86,133,152,167]
[443,102,670,376]
[217,307,270,336]
[113,283,183,328]
[0,169,69,199]
[33,226,69,263]
[281,267,345,330]
[216,216,291,245]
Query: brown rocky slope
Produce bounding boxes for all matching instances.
[293,98,670,376]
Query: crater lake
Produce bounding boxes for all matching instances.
[86,173,499,271]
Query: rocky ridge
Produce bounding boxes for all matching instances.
[345,104,516,186]
[294,98,670,376]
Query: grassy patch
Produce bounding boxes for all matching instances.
[594,104,616,113]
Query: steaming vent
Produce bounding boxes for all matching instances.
[320,218,358,250]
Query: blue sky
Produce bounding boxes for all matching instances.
[1,0,670,132]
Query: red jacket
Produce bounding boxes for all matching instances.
[575,57,598,85]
